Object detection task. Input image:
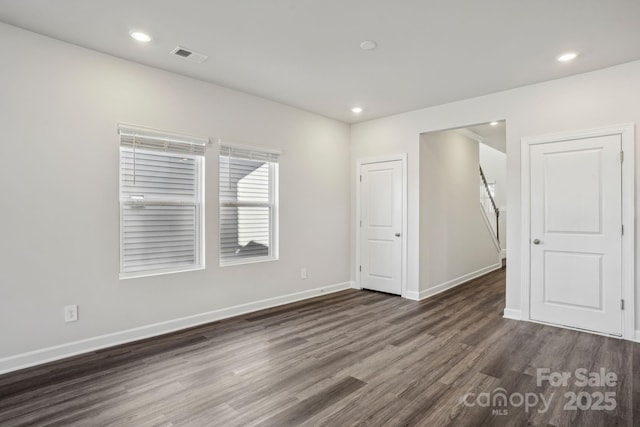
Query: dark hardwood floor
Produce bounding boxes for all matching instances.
[1,267,638,426]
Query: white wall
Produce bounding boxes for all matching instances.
[0,23,351,369]
[351,59,640,330]
[479,142,507,250]
[419,131,499,294]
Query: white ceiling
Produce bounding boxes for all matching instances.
[1,0,639,123]
[466,122,506,153]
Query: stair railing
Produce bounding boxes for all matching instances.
[479,166,500,243]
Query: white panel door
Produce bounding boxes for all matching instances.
[360,160,403,295]
[530,135,622,336]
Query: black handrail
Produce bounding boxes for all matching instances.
[479,166,500,243]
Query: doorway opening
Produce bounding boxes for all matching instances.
[418,121,506,300]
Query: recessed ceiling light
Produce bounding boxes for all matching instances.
[129,31,152,43]
[351,107,363,114]
[490,121,499,126]
[359,40,377,51]
[557,52,578,62]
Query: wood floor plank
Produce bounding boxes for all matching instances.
[0,267,637,426]
[255,376,366,426]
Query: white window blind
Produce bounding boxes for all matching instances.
[119,124,207,278]
[219,143,279,265]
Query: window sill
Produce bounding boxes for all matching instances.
[220,256,278,267]
[119,265,205,280]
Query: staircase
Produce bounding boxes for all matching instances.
[479,166,500,248]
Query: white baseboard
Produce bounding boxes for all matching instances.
[503,308,522,320]
[500,249,507,259]
[635,330,640,343]
[0,282,351,375]
[350,281,361,290]
[403,290,420,301]
[413,262,502,301]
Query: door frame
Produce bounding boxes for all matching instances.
[520,124,635,340]
[355,153,408,297]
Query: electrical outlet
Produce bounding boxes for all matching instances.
[301,267,307,279]
[64,305,78,322]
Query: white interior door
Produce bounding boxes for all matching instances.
[360,160,403,295]
[530,134,622,336]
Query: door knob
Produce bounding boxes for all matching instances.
[395,233,401,237]
[533,239,540,245]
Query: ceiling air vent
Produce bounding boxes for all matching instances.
[170,46,208,64]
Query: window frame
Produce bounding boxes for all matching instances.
[118,131,206,280]
[218,148,279,267]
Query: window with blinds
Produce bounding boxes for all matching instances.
[119,124,207,278]
[219,144,279,265]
